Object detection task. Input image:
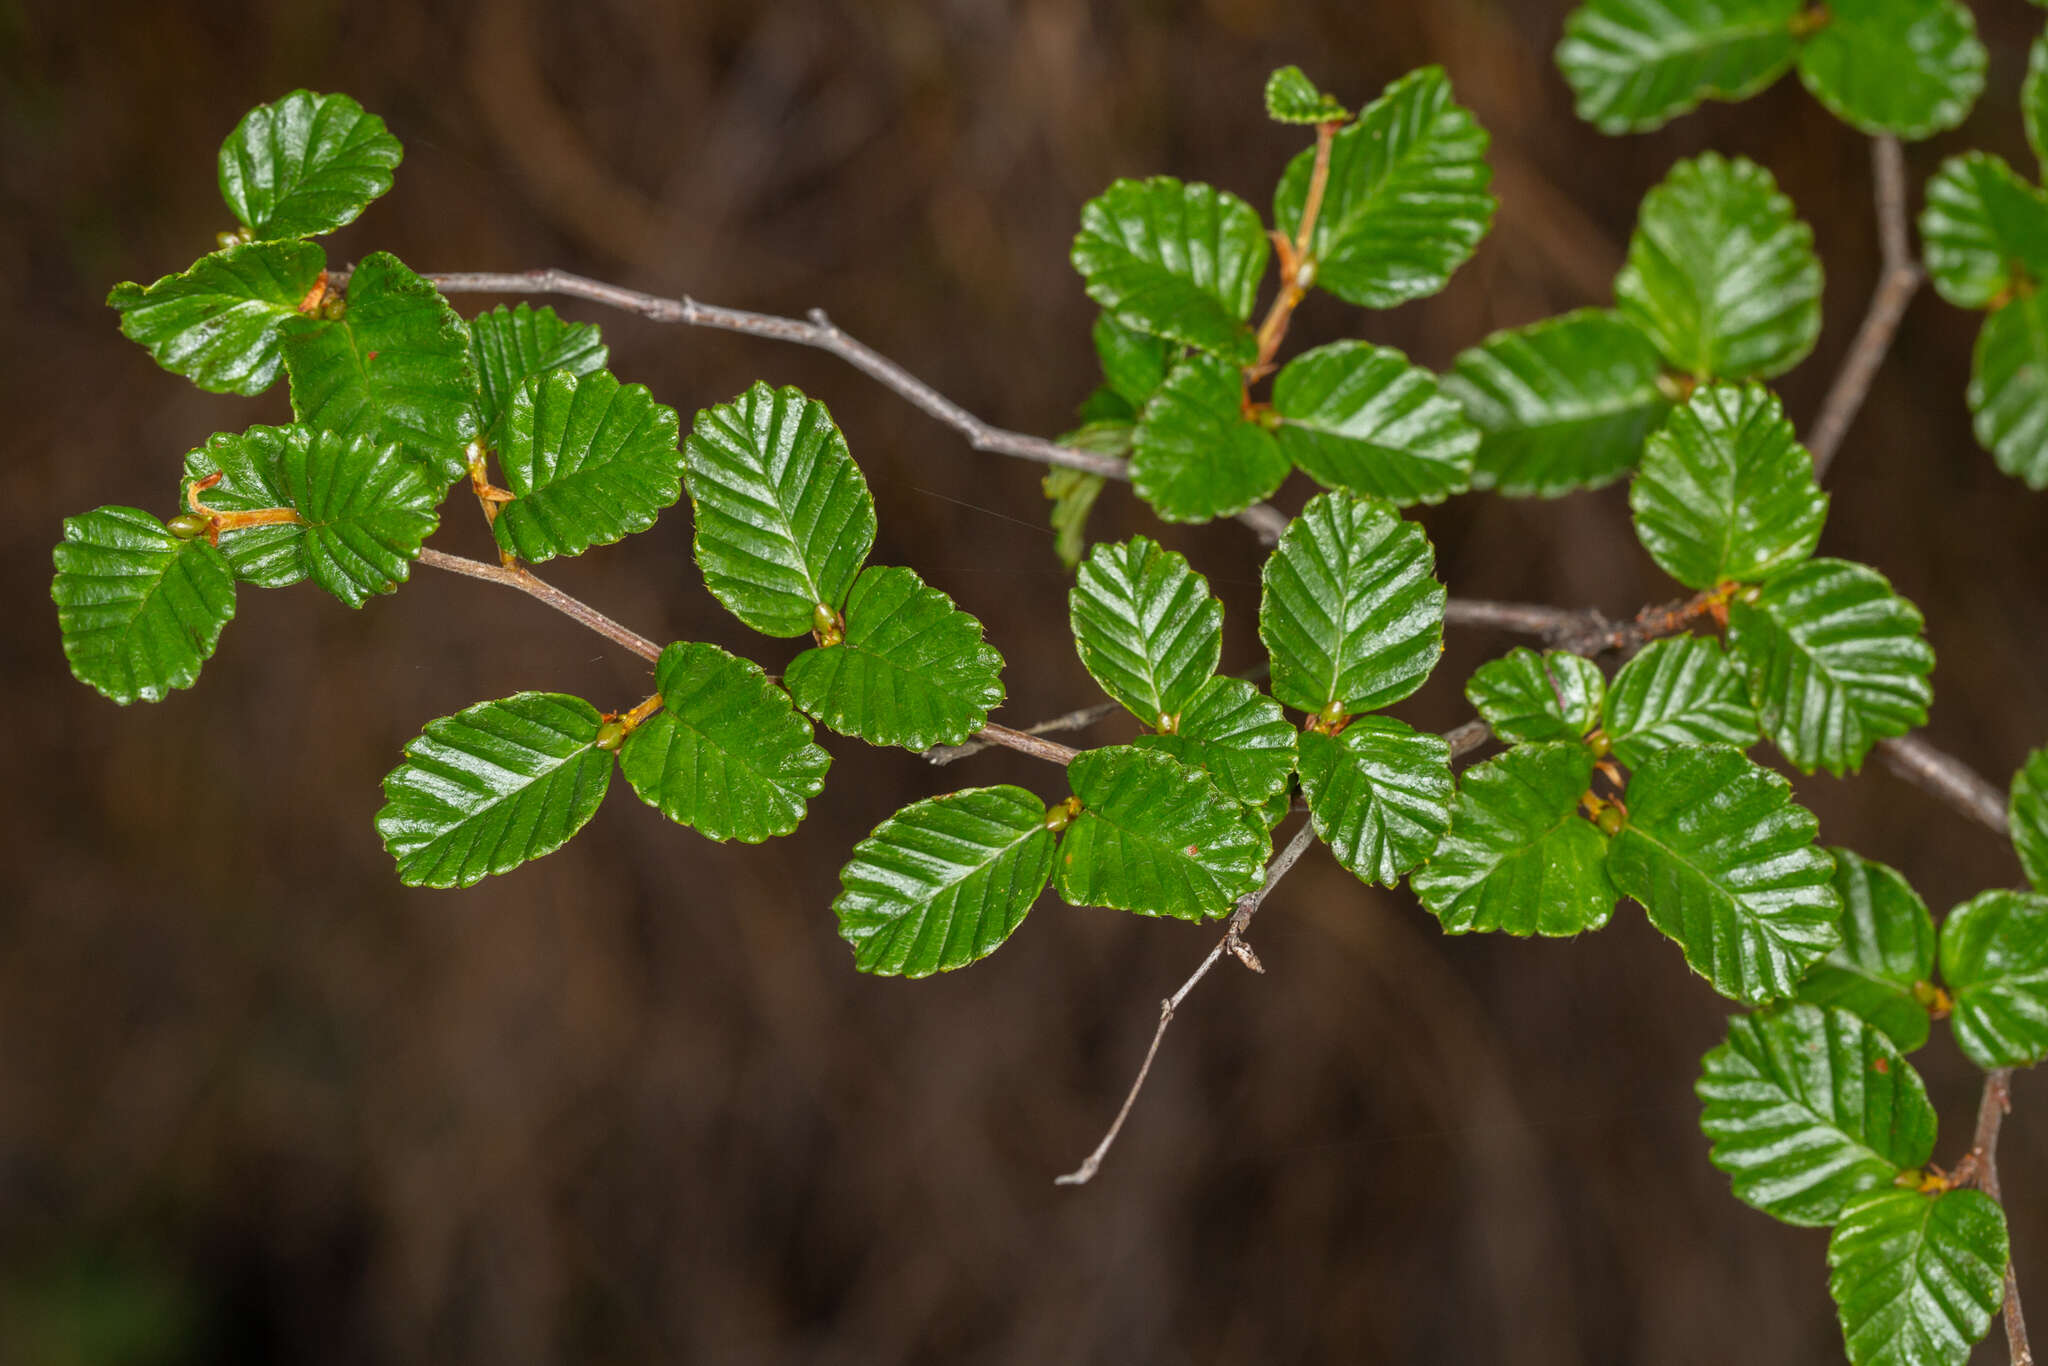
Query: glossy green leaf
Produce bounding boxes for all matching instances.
[2026,34,2048,180]
[1629,382,1828,590]
[1968,291,2048,490]
[1555,0,1801,134]
[1274,66,1494,308]
[833,786,1057,977]
[1696,1003,1936,1225]
[1444,308,1674,497]
[1130,354,1289,523]
[1796,0,1985,141]
[617,642,829,844]
[281,252,479,486]
[1131,676,1297,809]
[1093,313,1174,408]
[1726,558,1934,775]
[1795,849,1938,1051]
[107,240,326,395]
[1070,177,1267,363]
[1069,535,1222,727]
[1610,744,1840,1003]
[1298,717,1453,887]
[1918,153,2048,311]
[217,90,402,240]
[683,382,877,637]
[1603,636,1760,766]
[1615,152,1821,380]
[1044,466,1109,572]
[1828,1188,2008,1366]
[1054,746,1270,920]
[374,692,613,888]
[1264,65,1349,124]
[52,507,237,705]
[491,370,682,563]
[2012,746,2048,893]
[1939,889,2048,1069]
[468,302,608,448]
[1271,340,1478,505]
[1259,491,1445,718]
[1411,742,1614,935]
[1464,647,1605,746]
[784,566,1003,751]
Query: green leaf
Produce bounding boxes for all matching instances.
[1938,889,2048,1069]
[1464,647,1606,746]
[490,370,683,563]
[217,90,403,240]
[1918,153,2048,311]
[1070,177,1268,363]
[1828,1188,2008,1366]
[1968,291,2048,490]
[2026,35,2048,180]
[1271,340,1478,505]
[2012,746,2048,893]
[1298,717,1453,887]
[1795,849,1938,1051]
[683,382,877,637]
[1696,1003,1936,1225]
[1069,535,1222,727]
[1555,0,1801,134]
[1092,313,1174,408]
[468,302,608,448]
[1130,354,1289,523]
[617,642,829,844]
[1274,66,1494,309]
[1044,466,1109,572]
[1131,676,1297,810]
[281,252,480,486]
[374,692,613,889]
[1796,0,1985,141]
[1264,65,1350,124]
[52,507,237,705]
[107,240,326,395]
[1053,745,1269,920]
[833,786,1057,977]
[1443,308,1674,497]
[1615,152,1821,380]
[1603,636,1760,765]
[1410,742,1615,935]
[1609,744,1841,1003]
[784,565,1004,751]
[1725,558,1934,775]
[1259,491,1445,719]
[1629,382,1828,590]
[180,425,439,607]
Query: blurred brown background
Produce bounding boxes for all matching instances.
[5,1,2048,1361]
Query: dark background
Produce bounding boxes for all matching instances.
[6,1,2048,1362]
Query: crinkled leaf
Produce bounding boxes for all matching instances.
[1069,535,1222,727]
[1615,152,1821,380]
[217,90,403,240]
[1796,0,1986,141]
[1444,308,1674,497]
[1726,558,1934,776]
[374,692,613,889]
[468,302,608,448]
[52,507,237,705]
[683,382,877,636]
[1044,466,1110,572]
[833,786,1057,977]
[1298,717,1453,888]
[1274,66,1494,308]
[1696,1003,1936,1226]
[784,566,1003,751]
[1938,889,2048,1069]
[107,240,326,395]
[1968,291,2048,490]
[1130,354,1288,523]
[1609,744,1841,1003]
[1411,742,1615,935]
[1259,491,1445,718]
[1271,340,1478,505]
[491,370,682,563]
[1920,154,2048,312]
[1070,176,1267,363]
[2012,746,2048,893]
[1828,1188,2009,1366]
[617,642,829,844]
[1131,675,1297,810]
[1795,849,1938,1051]
[1604,635,1760,766]
[1264,65,1349,123]
[1464,647,1606,746]
[1555,0,1801,134]
[1054,745,1269,920]
[1092,313,1174,408]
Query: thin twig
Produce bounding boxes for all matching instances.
[926,701,1120,765]
[1955,1069,2032,1365]
[417,547,662,662]
[1875,735,2010,838]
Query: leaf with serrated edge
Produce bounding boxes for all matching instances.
[107,240,326,396]
[1726,558,1934,776]
[1299,717,1453,887]
[1444,308,1674,497]
[1274,66,1494,309]
[1796,0,1985,141]
[1969,292,2048,490]
[1795,849,1938,1051]
[1604,636,1759,766]
[374,692,613,889]
[1696,1003,1935,1226]
[1132,676,1297,809]
[1259,491,1445,718]
[1828,1188,2008,1366]
[1264,66,1349,124]
[684,382,877,637]
[53,507,237,705]
[1070,536,1222,727]
[1919,153,2048,312]
[1609,744,1840,1003]
[218,90,403,240]
[1555,0,1802,134]
[1272,340,1478,505]
[1130,354,1289,523]
[1054,746,1269,921]
[1464,647,1605,746]
[1938,889,2048,1069]
[833,786,1056,977]
[1070,177,1267,363]
[492,370,683,563]
[1092,314,1173,409]
[2013,746,2048,893]
[469,302,608,448]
